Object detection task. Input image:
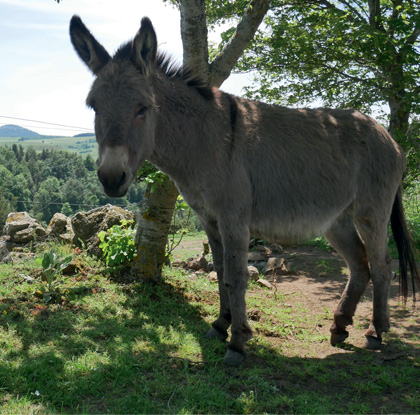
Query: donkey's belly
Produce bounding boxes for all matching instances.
[249,207,341,243]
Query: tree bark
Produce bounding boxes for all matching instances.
[180,0,209,80]
[388,94,410,142]
[133,176,179,279]
[209,0,272,87]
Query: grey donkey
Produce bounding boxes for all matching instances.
[70,15,419,366]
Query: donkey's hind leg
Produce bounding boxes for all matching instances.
[354,216,393,349]
[201,219,231,342]
[324,213,371,346]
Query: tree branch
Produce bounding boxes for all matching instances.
[180,0,209,80]
[319,0,367,23]
[208,0,272,87]
[406,27,420,46]
[368,0,382,29]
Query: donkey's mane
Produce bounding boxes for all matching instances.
[114,42,213,99]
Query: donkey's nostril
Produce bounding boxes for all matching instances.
[97,168,128,195]
[120,171,127,185]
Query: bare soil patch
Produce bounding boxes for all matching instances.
[175,240,420,359]
[268,246,419,358]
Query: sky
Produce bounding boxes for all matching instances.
[0,0,251,136]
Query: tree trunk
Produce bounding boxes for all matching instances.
[388,95,410,143]
[180,0,209,81]
[133,176,179,280]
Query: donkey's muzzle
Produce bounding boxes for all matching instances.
[97,145,131,197]
[97,168,129,197]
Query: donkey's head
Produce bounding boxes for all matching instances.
[70,16,159,197]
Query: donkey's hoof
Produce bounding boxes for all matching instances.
[330,331,349,346]
[205,327,227,342]
[223,349,244,367]
[364,335,382,350]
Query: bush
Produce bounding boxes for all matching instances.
[98,220,137,267]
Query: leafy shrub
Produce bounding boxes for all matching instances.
[98,220,137,267]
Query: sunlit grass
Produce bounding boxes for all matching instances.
[0,237,419,414]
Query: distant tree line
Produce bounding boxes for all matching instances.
[0,144,144,227]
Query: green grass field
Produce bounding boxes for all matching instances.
[0,136,97,157]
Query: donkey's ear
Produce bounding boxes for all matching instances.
[132,17,157,76]
[69,15,111,75]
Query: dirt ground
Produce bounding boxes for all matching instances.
[267,246,420,357]
[174,240,420,359]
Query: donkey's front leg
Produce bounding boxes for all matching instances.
[222,225,253,366]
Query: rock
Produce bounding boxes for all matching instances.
[0,236,12,263]
[1,253,13,264]
[247,308,262,321]
[263,257,290,276]
[172,259,188,268]
[3,212,46,243]
[10,252,35,262]
[62,260,80,276]
[270,243,284,254]
[254,245,270,253]
[187,254,210,272]
[71,204,135,257]
[247,251,266,262]
[247,265,260,281]
[47,213,74,243]
[257,278,274,289]
[208,271,218,282]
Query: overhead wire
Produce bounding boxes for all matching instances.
[2,123,95,134]
[0,115,94,132]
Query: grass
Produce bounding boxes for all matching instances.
[0,136,97,157]
[0,238,419,414]
[169,231,209,262]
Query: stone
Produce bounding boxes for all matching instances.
[187,254,210,272]
[71,204,135,257]
[247,265,260,281]
[3,212,46,243]
[47,213,74,243]
[257,278,273,289]
[0,236,12,263]
[270,243,284,254]
[208,271,218,282]
[263,257,290,276]
[247,251,266,262]
[171,259,188,268]
[47,213,70,234]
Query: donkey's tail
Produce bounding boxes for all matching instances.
[390,187,420,304]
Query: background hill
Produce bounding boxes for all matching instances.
[0,124,41,138]
[0,125,96,157]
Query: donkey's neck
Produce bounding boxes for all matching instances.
[150,75,223,184]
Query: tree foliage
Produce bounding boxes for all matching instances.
[0,145,144,226]
[237,0,420,141]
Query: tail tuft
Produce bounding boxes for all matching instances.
[390,187,420,304]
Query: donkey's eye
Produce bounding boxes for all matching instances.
[135,106,147,119]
